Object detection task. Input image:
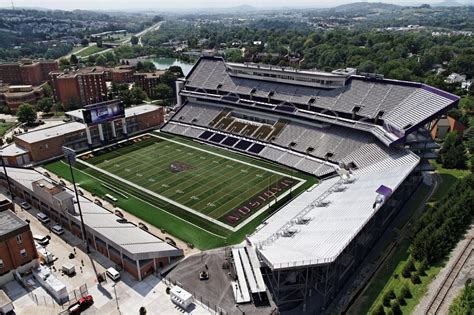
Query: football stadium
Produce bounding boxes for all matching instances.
[39,56,459,311]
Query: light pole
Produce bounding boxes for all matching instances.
[63,146,90,254]
[0,152,13,197]
[112,283,120,311]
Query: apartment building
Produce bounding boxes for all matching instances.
[0,210,38,285]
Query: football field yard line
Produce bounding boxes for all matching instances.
[62,161,227,240]
[91,138,287,216]
[206,173,283,218]
[150,133,303,179]
[78,158,240,232]
[190,170,278,214]
[79,134,307,231]
[102,140,233,195]
[106,145,237,198]
[174,163,261,207]
[96,145,204,189]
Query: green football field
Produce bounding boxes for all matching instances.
[79,134,302,227]
[45,133,317,249]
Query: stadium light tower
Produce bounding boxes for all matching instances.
[63,146,90,253]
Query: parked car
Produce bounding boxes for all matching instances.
[51,224,64,235]
[20,202,31,210]
[36,212,50,224]
[68,295,93,314]
[106,267,120,281]
[33,234,49,246]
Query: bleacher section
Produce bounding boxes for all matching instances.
[272,121,373,162]
[163,120,336,178]
[168,101,376,167]
[174,102,222,127]
[183,57,458,144]
[232,247,268,305]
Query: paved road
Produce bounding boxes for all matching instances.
[59,21,163,60]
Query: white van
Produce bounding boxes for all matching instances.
[36,212,50,224]
[51,224,64,235]
[106,267,120,281]
[33,234,49,246]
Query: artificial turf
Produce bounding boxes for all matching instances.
[44,133,317,249]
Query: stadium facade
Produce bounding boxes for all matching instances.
[163,56,459,311]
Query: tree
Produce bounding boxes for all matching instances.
[391,300,402,315]
[81,38,89,46]
[372,304,385,315]
[383,289,395,307]
[359,60,377,73]
[153,83,173,100]
[70,54,79,65]
[411,273,421,284]
[131,86,147,104]
[63,97,81,111]
[96,37,103,48]
[397,294,406,306]
[96,55,107,66]
[58,58,70,70]
[418,259,428,276]
[35,97,53,113]
[168,66,184,78]
[131,36,139,45]
[16,103,37,125]
[439,132,467,169]
[402,258,416,278]
[401,284,411,299]
[136,61,144,71]
[42,83,53,97]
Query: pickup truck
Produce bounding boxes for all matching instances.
[68,295,93,314]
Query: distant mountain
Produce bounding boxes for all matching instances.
[432,0,466,6]
[329,2,402,13]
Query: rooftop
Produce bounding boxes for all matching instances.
[0,210,28,239]
[0,143,28,157]
[52,67,107,78]
[0,167,182,259]
[135,71,166,78]
[15,122,85,144]
[248,143,419,269]
[66,104,160,122]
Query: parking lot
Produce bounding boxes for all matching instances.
[1,194,210,315]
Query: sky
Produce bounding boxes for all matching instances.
[0,0,470,11]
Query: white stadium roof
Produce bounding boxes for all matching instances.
[248,145,419,270]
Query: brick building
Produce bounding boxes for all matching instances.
[1,103,164,166]
[133,71,165,98]
[0,85,45,113]
[110,66,135,83]
[0,168,182,281]
[50,67,107,107]
[0,193,14,212]
[430,115,466,139]
[0,59,58,86]
[0,210,38,285]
